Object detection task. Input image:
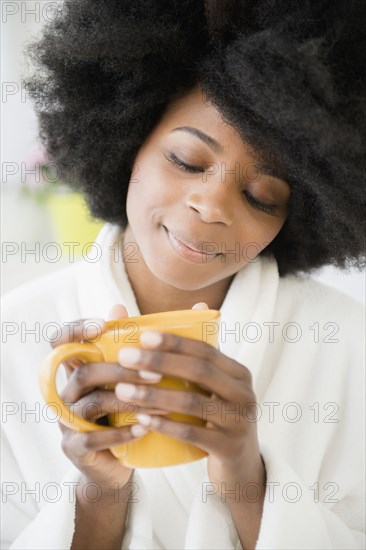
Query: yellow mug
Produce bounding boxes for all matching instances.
[39,309,220,468]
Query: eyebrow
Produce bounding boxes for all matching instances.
[171,126,288,183]
[170,126,223,154]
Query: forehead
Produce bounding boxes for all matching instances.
[152,85,250,154]
[140,85,289,184]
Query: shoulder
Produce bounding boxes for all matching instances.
[275,273,364,361]
[277,272,364,321]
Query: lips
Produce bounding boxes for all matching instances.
[163,225,219,264]
[164,226,217,255]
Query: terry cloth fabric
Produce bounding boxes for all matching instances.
[2,223,365,549]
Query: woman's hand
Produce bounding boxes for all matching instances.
[51,304,164,496]
[115,303,266,503]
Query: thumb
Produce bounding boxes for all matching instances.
[191,302,209,310]
[106,304,129,320]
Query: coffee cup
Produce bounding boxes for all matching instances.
[39,309,220,468]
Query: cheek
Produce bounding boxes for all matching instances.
[127,165,178,216]
[234,216,286,260]
[125,180,138,221]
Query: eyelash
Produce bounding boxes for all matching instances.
[164,152,279,215]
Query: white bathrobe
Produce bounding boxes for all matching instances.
[1,223,365,549]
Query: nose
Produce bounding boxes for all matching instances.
[184,181,234,225]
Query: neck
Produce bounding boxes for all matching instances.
[121,228,234,315]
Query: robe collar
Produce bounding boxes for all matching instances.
[76,223,280,386]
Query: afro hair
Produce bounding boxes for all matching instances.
[25,0,366,277]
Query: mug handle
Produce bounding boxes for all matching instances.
[39,342,107,432]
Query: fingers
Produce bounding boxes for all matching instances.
[61,361,161,403]
[51,303,129,351]
[61,389,133,422]
[51,304,129,374]
[115,383,225,427]
[59,360,168,423]
[134,414,221,456]
[118,345,246,401]
[50,317,105,371]
[50,318,106,349]
[54,304,150,478]
[60,423,147,461]
[107,304,129,321]
[61,389,168,422]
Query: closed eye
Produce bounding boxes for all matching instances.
[242,190,279,215]
[164,151,279,215]
[164,152,204,173]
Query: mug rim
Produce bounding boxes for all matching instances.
[103,309,220,331]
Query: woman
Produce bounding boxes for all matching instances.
[2,1,365,548]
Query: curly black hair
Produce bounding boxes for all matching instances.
[25,0,366,277]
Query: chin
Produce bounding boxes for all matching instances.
[146,256,214,291]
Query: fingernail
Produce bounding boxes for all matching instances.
[136,413,151,426]
[138,371,162,381]
[140,331,162,347]
[192,302,209,310]
[131,424,148,437]
[119,348,141,364]
[115,383,136,398]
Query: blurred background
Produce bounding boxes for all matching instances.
[1,1,104,295]
[1,2,365,305]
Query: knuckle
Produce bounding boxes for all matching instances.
[242,367,253,384]
[62,363,75,378]
[77,396,101,421]
[90,390,104,412]
[196,358,212,379]
[247,389,257,404]
[79,432,93,452]
[149,351,163,370]
[179,423,193,440]
[184,390,201,410]
[235,382,247,400]
[170,334,183,352]
[111,428,129,444]
[142,387,153,403]
[206,344,217,361]
[73,366,87,387]
[59,388,67,401]
[60,431,72,455]
[113,363,125,377]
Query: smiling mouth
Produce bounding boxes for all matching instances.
[163,226,219,263]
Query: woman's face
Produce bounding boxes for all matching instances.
[125,85,290,291]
